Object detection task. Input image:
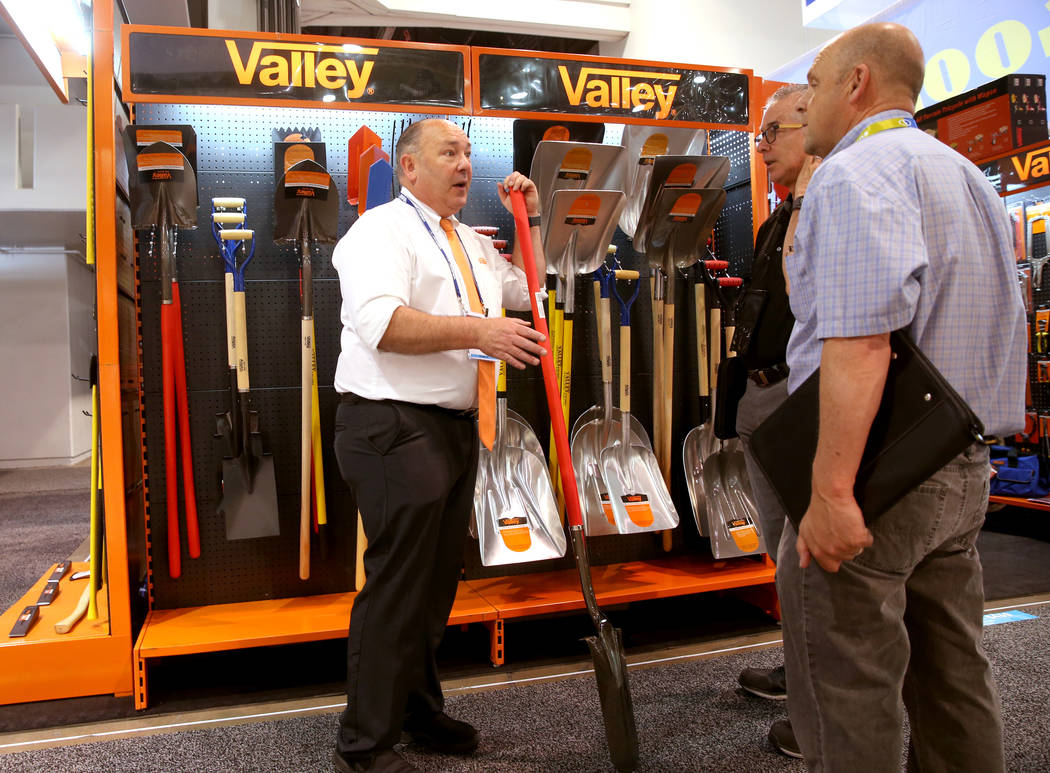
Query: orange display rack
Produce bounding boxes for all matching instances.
[132,555,776,709]
[0,3,136,708]
[3,15,781,712]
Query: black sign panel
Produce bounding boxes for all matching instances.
[476,53,749,127]
[126,30,466,110]
[981,142,1050,194]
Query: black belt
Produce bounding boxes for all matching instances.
[748,363,789,387]
[339,391,477,420]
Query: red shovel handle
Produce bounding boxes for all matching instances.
[171,283,200,559]
[161,302,181,578]
[509,190,585,530]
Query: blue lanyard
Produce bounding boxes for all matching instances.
[400,193,487,316]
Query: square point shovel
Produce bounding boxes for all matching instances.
[215,228,280,542]
[511,190,639,773]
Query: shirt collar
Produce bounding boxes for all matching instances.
[401,188,460,228]
[825,109,915,160]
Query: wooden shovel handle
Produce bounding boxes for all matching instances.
[310,318,327,528]
[695,283,708,398]
[234,291,250,392]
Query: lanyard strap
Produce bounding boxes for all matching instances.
[400,193,487,316]
[855,115,918,143]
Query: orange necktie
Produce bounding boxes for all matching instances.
[439,218,496,450]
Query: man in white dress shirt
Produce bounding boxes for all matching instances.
[330,118,546,773]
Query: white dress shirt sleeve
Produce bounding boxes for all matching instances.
[333,210,412,350]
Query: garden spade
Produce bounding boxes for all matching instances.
[215,229,280,541]
[274,159,340,576]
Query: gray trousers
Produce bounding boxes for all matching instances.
[736,377,790,565]
[778,444,1004,773]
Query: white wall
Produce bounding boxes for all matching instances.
[601,0,837,79]
[0,39,86,212]
[0,250,92,467]
[0,36,92,467]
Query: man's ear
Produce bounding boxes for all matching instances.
[400,154,416,184]
[846,64,870,105]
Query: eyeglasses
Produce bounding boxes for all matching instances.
[753,122,805,147]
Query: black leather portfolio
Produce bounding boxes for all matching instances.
[749,330,985,529]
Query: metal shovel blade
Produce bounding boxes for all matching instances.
[572,406,650,448]
[618,126,707,239]
[126,141,199,230]
[682,422,716,535]
[512,119,605,175]
[529,141,626,220]
[634,155,726,251]
[588,619,639,772]
[473,409,566,566]
[569,526,639,772]
[701,444,765,558]
[475,445,565,566]
[599,441,679,534]
[572,414,650,537]
[544,189,627,280]
[645,187,727,274]
[219,453,280,540]
[274,159,341,244]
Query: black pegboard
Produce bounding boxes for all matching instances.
[709,129,755,277]
[133,102,754,602]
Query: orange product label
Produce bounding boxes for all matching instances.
[623,494,654,527]
[283,143,315,173]
[136,129,183,146]
[558,147,593,179]
[665,162,696,187]
[497,516,531,552]
[137,152,185,171]
[285,170,330,189]
[543,125,571,141]
[567,193,602,217]
[640,133,669,158]
[669,192,702,221]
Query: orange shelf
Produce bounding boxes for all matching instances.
[0,563,109,646]
[136,583,497,659]
[467,554,776,620]
[0,563,132,706]
[989,495,1050,512]
[132,583,499,708]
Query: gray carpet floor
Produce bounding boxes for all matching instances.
[1,605,1048,772]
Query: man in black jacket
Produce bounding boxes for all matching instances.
[732,83,818,758]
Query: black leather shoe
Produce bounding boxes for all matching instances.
[768,718,803,759]
[332,749,420,772]
[739,664,787,700]
[403,712,480,754]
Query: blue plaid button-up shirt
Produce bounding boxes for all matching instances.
[786,110,1026,437]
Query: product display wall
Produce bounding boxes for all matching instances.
[133,103,754,608]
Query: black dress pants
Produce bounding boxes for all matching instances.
[332,397,478,757]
